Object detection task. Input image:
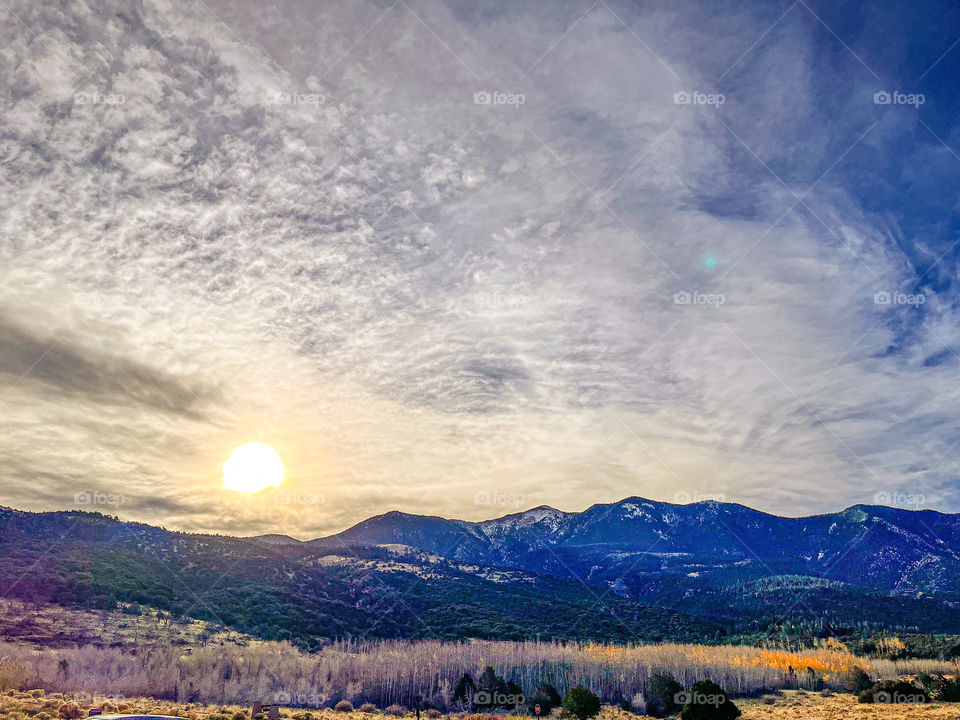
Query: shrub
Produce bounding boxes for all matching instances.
[680,680,740,720]
[525,684,562,716]
[562,687,600,720]
[334,702,353,713]
[58,704,84,720]
[857,680,929,704]
[913,672,960,701]
[232,713,247,720]
[359,705,378,714]
[760,696,776,705]
[384,706,407,717]
[426,710,442,719]
[841,667,872,695]
[291,713,313,720]
[939,677,960,702]
[644,674,682,718]
[453,674,477,706]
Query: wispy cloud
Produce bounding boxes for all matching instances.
[2,0,960,536]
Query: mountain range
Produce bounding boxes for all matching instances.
[3,497,960,649]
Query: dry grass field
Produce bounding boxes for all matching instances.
[1,689,959,720]
[738,689,960,719]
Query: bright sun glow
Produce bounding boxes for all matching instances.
[223,442,285,493]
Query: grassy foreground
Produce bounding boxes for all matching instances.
[2,689,960,720]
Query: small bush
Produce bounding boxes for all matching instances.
[760,696,776,705]
[525,684,562,716]
[562,687,600,720]
[58,704,84,720]
[232,713,247,720]
[857,680,929,704]
[334,702,353,713]
[939,677,960,702]
[644,674,682,718]
[359,705,378,714]
[841,667,872,695]
[384,706,407,717]
[425,710,441,719]
[680,680,740,720]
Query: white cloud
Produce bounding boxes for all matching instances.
[0,0,956,536]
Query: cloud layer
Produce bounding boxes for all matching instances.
[2,0,960,536]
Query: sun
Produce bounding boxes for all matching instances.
[223,442,285,493]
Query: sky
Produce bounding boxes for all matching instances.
[2,0,960,537]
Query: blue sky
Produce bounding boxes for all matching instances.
[1,0,959,535]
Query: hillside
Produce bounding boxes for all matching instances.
[4,498,960,649]
[0,506,719,648]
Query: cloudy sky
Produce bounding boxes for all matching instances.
[2,0,960,537]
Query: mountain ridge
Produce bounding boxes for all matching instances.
[4,498,960,646]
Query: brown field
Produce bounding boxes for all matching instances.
[1,689,959,720]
